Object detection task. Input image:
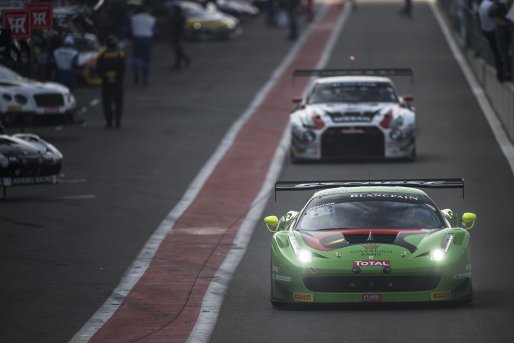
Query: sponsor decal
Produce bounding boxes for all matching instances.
[350,193,419,201]
[362,294,382,303]
[7,105,22,112]
[309,203,335,218]
[452,271,471,280]
[6,175,56,186]
[362,243,381,250]
[341,128,366,134]
[272,274,292,282]
[353,260,390,267]
[2,9,31,38]
[27,2,53,30]
[333,117,371,123]
[294,293,314,303]
[43,107,60,113]
[431,291,451,301]
[291,180,455,190]
[350,249,393,257]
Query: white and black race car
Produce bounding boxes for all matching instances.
[289,69,416,161]
[0,132,62,197]
[0,65,77,127]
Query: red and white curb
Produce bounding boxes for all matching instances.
[70,2,352,342]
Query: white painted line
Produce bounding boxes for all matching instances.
[429,0,514,175]
[69,5,345,342]
[187,3,353,343]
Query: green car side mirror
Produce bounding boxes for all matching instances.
[264,215,279,232]
[461,212,477,230]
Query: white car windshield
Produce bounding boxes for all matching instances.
[298,194,444,230]
[307,82,399,104]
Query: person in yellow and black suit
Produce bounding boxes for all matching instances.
[97,36,126,128]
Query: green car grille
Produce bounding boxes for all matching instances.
[303,275,441,292]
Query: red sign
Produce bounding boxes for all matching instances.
[362,294,382,303]
[27,3,53,30]
[2,9,31,38]
[353,260,390,267]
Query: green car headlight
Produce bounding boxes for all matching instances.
[297,249,313,263]
[430,248,445,261]
[430,234,454,262]
[289,233,312,263]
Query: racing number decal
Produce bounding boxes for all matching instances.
[294,293,314,302]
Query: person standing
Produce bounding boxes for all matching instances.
[489,0,512,82]
[285,0,299,40]
[477,0,505,81]
[0,29,21,71]
[51,35,78,91]
[399,0,413,18]
[129,1,157,85]
[169,4,190,70]
[96,36,126,128]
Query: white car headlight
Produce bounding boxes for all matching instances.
[297,249,313,263]
[430,234,454,262]
[289,233,312,263]
[430,248,445,261]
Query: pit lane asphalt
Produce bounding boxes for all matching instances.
[0,17,299,343]
[3,2,514,343]
[209,1,514,343]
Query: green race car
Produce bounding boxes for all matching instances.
[264,179,476,305]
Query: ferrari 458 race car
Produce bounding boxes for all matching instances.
[0,132,62,197]
[0,65,77,127]
[264,179,476,305]
[289,69,416,161]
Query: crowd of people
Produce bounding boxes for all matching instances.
[0,0,316,129]
[447,0,514,83]
[0,0,191,129]
[476,0,513,82]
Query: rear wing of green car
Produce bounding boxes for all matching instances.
[274,178,464,201]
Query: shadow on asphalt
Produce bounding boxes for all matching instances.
[273,301,473,311]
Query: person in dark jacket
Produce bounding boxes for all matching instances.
[285,0,299,40]
[489,0,512,82]
[399,0,413,18]
[169,4,190,70]
[0,29,21,70]
[96,36,126,128]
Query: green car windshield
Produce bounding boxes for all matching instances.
[298,195,444,231]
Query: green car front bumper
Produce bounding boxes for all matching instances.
[271,246,472,304]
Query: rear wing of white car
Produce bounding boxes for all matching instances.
[274,178,464,201]
[293,68,414,84]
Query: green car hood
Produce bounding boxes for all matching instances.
[295,228,452,260]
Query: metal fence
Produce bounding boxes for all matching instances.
[438,0,513,82]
